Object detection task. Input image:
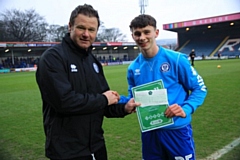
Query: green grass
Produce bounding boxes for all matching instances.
[0,59,239,160]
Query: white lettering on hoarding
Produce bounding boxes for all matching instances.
[219,38,240,52]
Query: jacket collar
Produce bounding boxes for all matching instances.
[63,33,93,56]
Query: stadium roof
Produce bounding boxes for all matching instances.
[163,12,240,33]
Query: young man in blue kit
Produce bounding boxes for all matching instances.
[120,14,207,160]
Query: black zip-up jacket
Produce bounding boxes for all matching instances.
[36,34,128,159]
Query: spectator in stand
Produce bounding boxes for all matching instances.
[189,49,196,66]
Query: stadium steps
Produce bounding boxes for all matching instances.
[209,36,229,57]
[176,40,190,52]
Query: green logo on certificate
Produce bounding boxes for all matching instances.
[132,80,174,132]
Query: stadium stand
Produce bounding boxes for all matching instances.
[0,12,239,70]
[163,12,240,58]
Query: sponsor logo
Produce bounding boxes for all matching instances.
[70,64,78,72]
[191,66,207,92]
[134,69,141,75]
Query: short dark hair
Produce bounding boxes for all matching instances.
[69,4,100,28]
[129,14,157,31]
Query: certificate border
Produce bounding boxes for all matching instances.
[132,80,174,132]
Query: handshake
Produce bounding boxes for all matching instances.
[103,90,141,114]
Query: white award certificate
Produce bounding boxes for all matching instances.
[132,80,174,132]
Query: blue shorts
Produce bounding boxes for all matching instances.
[142,124,195,160]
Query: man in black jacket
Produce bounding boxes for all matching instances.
[36,4,140,160]
[189,49,196,66]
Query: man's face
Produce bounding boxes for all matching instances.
[69,14,98,50]
[131,25,159,51]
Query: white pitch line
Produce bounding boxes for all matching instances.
[200,137,240,160]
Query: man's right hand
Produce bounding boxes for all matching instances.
[103,90,120,105]
[124,98,141,114]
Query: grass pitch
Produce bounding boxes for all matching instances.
[0,59,239,160]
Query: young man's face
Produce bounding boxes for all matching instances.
[69,14,98,50]
[131,25,159,51]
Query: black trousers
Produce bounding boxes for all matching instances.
[191,58,194,66]
[50,145,108,160]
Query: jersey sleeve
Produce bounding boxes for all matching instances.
[177,54,207,116]
[118,66,135,103]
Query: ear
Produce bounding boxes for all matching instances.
[68,22,72,32]
[155,29,159,38]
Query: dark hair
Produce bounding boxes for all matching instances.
[129,14,157,31]
[69,4,100,28]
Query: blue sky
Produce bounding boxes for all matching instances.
[0,0,239,41]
